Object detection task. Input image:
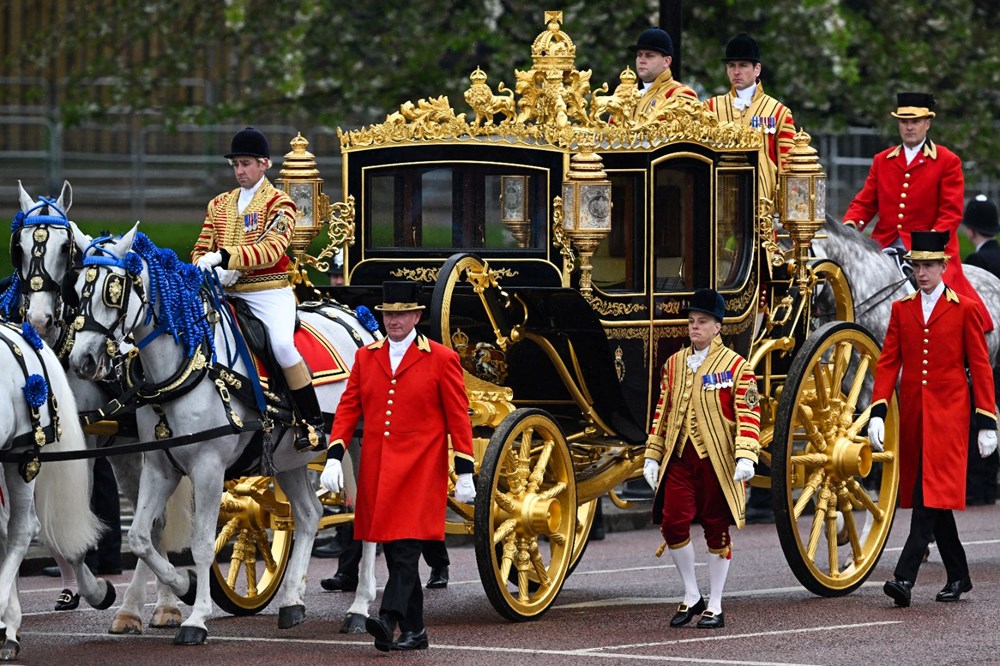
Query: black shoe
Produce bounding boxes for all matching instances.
[312,539,346,559]
[883,578,914,607]
[290,385,327,451]
[320,572,358,592]
[54,589,80,611]
[426,566,449,589]
[365,613,396,652]
[696,610,725,629]
[669,597,706,627]
[935,576,972,602]
[42,566,61,578]
[393,628,429,650]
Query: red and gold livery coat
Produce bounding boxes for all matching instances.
[644,335,761,527]
[870,287,997,510]
[327,334,475,542]
[190,178,295,292]
[632,68,700,121]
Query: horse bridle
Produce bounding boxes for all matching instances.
[72,238,148,357]
[10,198,80,320]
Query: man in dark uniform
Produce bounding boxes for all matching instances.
[318,281,476,651]
[961,194,1000,504]
[869,231,998,607]
[628,27,699,122]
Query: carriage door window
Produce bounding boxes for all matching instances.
[716,169,753,288]
[590,172,645,292]
[652,158,710,291]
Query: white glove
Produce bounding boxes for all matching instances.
[978,429,997,458]
[196,251,223,270]
[733,457,755,483]
[455,473,476,504]
[868,416,884,452]
[643,457,660,490]
[215,267,241,287]
[319,457,344,494]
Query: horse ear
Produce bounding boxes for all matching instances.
[17,180,33,212]
[111,222,141,258]
[69,221,92,256]
[56,180,73,214]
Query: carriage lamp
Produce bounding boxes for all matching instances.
[500,175,531,248]
[276,133,331,269]
[561,140,613,297]
[779,129,827,292]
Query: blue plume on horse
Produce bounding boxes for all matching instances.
[22,374,48,409]
[0,274,20,318]
[355,305,379,333]
[11,210,25,233]
[20,322,44,350]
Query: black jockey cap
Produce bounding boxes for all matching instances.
[906,230,950,261]
[225,127,270,159]
[722,33,761,63]
[891,92,936,119]
[962,194,1000,236]
[629,28,673,57]
[681,288,726,322]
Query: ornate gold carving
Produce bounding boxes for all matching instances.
[389,267,440,282]
[656,300,682,315]
[33,227,48,242]
[465,67,516,126]
[725,281,757,313]
[584,293,647,316]
[722,316,754,336]
[604,326,649,359]
[614,345,625,381]
[29,276,43,291]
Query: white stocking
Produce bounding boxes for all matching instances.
[52,550,77,591]
[707,553,730,614]
[669,543,701,605]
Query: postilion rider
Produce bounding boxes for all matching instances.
[191,126,326,450]
[642,288,761,629]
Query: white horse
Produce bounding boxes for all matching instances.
[9,181,192,633]
[67,224,377,644]
[0,323,117,661]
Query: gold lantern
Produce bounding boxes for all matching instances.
[561,139,613,297]
[500,175,531,247]
[779,129,827,292]
[276,133,331,269]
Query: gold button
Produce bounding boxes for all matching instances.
[387,399,394,405]
[391,379,397,385]
[899,203,905,209]
[686,379,693,387]
[385,420,390,426]
[901,192,907,199]
[922,359,928,365]
[683,393,690,400]
[922,370,927,375]
[384,431,390,436]
[923,349,928,354]
[924,328,929,333]
[905,173,911,179]
[898,213,904,219]
[903,182,910,188]
[389,389,395,395]
[922,380,927,385]
[897,224,903,229]
[386,410,392,416]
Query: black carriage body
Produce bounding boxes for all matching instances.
[322,136,764,445]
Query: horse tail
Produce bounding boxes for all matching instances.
[160,475,193,553]
[34,360,104,561]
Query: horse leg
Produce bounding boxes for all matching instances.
[273,467,321,629]
[0,471,34,660]
[107,452,147,633]
[127,463,188,605]
[342,541,378,634]
[148,511,183,628]
[0,579,21,661]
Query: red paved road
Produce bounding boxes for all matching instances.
[12,504,1000,665]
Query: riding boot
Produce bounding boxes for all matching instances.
[283,361,326,451]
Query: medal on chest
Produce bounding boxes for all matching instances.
[243,212,259,233]
[702,370,734,391]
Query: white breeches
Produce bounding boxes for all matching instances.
[236,287,301,368]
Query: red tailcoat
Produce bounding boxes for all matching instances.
[871,287,996,509]
[329,334,474,541]
[843,140,991,328]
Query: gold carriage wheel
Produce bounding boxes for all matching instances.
[810,258,855,323]
[430,253,488,347]
[475,408,577,621]
[209,476,294,615]
[772,321,899,596]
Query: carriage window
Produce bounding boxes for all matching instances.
[716,170,753,288]
[653,158,711,291]
[590,172,644,292]
[367,166,546,251]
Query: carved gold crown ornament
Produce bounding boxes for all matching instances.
[337,11,764,154]
[778,129,828,292]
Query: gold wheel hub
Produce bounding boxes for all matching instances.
[830,436,872,479]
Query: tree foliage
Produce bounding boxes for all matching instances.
[9,0,1000,173]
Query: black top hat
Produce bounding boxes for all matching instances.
[225,127,270,159]
[906,230,950,261]
[891,92,936,119]
[375,281,426,312]
[722,33,760,63]
[681,288,726,322]
[629,28,673,57]
[962,194,1000,236]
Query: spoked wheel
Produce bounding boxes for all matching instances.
[210,476,293,615]
[568,498,598,575]
[772,321,899,596]
[475,408,577,621]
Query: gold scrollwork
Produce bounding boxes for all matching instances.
[307,195,356,275]
[389,267,440,283]
[724,280,757,313]
[584,293,647,316]
[655,300,681,315]
[722,316,754,336]
[604,327,648,360]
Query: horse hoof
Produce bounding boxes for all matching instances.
[109,611,143,635]
[277,604,306,629]
[92,580,117,610]
[173,625,208,645]
[150,606,183,628]
[178,570,198,607]
[0,639,19,661]
[339,612,367,634]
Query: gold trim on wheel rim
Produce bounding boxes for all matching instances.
[772,321,898,595]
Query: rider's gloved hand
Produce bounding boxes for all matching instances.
[320,458,344,494]
[454,473,476,504]
[216,268,241,287]
[868,416,884,452]
[643,457,660,490]
[733,457,755,483]
[197,251,223,270]
[978,429,997,458]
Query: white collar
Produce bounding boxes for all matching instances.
[736,83,756,103]
[388,328,417,352]
[921,281,945,302]
[903,141,925,165]
[241,175,266,199]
